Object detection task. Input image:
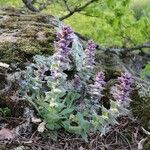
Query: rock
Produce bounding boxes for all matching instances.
[0,145,8,150]
[0,7,56,63]
[144,137,150,150]
[0,7,58,114]
[95,51,126,79]
[131,79,150,129]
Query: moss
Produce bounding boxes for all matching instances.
[0,39,54,63]
[17,39,47,54]
[0,145,8,150]
[131,90,150,129]
[144,137,150,150]
[0,8,56,63]
[95,51,124,80]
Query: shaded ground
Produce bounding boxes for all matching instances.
[0,115,148,150]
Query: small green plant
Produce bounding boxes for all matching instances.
[140,62,150,79]
[0,107,11,117]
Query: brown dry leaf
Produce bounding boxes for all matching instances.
[138,138,147,150]
[31,117,42,123]
[0,62,9,68]
[79,146,85,150]
[37,122,46,133]
[0,128,14,140]
[88,139,94,150]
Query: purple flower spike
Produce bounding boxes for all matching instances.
[86,40,96,51]
[51,25,74,79]
[57,26,73,41]
[111,72,134,104]
[90,71,106,98]
[84,40,96,69]
[94,71,106,86]
[51,69,62,79]
[73,75,82,91]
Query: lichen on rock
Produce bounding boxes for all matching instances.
[0,7,59,110]
[131,79,150,129]
[0,7,57,63]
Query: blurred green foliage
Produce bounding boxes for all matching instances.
[131,0,150,20]
[0,107,11,117]
[141,62,150,79]
[0,0,149,47]
[65,0,150,47]
[0,0,22,7]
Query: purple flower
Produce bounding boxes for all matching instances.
[51,25,74,79]
[51,69,62,79]
[73,75,82,91]
[57,26,73,42]
[89,71,106,98]
[84,40,96,69]
[111,72,134,104]
[94,71,106,86]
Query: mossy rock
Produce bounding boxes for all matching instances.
[144,137,150,150]
[131,87,150,129]
[0,145,8,150]
[0,7,57,63]
[0,7,59,108]
[95,51,125,80]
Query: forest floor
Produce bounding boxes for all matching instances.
[0,112,148,150]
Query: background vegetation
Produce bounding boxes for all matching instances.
[0,0,149,47]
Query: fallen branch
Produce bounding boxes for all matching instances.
[141,127,150,136]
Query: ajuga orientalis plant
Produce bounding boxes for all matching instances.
[20,24,134,142]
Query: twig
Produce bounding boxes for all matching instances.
[63,0,71,12]
[116,131,132,150]
[138,138,147,150]
[121,43,150,55]
[60,0,97,20]
[75,31,150,56]
[141,127,150,136]
[79,12,100,18]
[0,62,9,68]
[29,130,37,141]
